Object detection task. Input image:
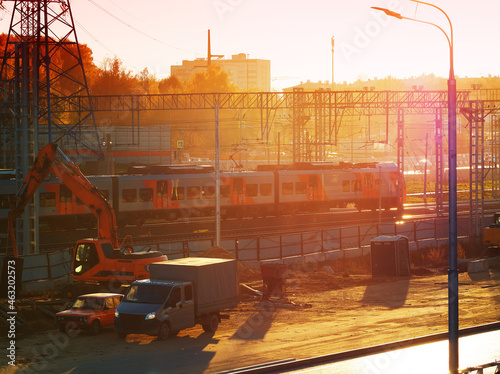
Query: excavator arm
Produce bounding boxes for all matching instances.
[49,158,119,248]
[7,143,119,253]
[8,143,58,221]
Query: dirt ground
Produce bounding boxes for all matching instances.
[1,258,500,373]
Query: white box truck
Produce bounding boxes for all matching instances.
[114,257,238,340]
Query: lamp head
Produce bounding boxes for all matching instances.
[371,7,403,19]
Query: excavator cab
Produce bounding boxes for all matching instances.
[74,242,100,276]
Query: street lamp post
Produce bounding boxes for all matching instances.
[371,3,458,373]
[331,36,335,90]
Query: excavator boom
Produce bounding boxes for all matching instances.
[8,143,57,221]
[8,143,118,248]
[8,143,167,295]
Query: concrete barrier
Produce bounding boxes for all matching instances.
[468,259,489,273]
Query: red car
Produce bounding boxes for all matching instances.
[56,293,123,335]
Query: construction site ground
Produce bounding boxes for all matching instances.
[1,259,500,374]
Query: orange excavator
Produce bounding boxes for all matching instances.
[7,143,167,299]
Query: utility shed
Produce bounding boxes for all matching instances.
[149,257,239,314]
[370,235,410,277]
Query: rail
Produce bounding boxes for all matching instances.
[1,214,486,291]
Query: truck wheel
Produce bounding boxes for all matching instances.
[158,322,170,340]
[89,320,101,335]
[202,313,219,333]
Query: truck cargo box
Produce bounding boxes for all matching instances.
[149,257,238,315]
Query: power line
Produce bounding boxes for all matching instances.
[74,19,139,70]
[87,0,199,56]
[103,0,193,36]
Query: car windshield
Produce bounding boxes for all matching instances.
[124,284,172,304]
[72,297,104,310]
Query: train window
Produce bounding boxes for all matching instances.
[342,180,350,192]
[0,194,13,209]
[60,185,72,203]
[139,188,153,202]
[157,181,168,197]
[295,181,307,194]
[40,192,56,207]
[246,184,258,197]
[187,186,201,200]
[171,186,184,200]
[309,175,319,190]
[220,185,230,198]
[122,189,137,203]
[260,183,272,196]
[282,182,293,195]
[233,178,243,194]
[202,186,215,199]
[352,180,362,192]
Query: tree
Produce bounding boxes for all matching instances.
[90,57,137,95]
[185,65,235,93]
[158,75,183,94]
[136,67,158,95]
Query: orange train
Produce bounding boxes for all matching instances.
[0,161,405,230]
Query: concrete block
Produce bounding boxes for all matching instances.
[468,259,489,273]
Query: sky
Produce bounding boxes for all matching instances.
[1,0,499,91]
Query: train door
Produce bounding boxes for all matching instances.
[58,184,74,215]
[308,174,323,201]
[232,177,245,205]
[362,172,377,198]
[156,180,169,209]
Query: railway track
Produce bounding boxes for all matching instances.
[31,200,500,253]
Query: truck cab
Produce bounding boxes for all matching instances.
[114,279,196,340]
[114,257,238,340]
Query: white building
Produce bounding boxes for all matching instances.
[171,53,271,91]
